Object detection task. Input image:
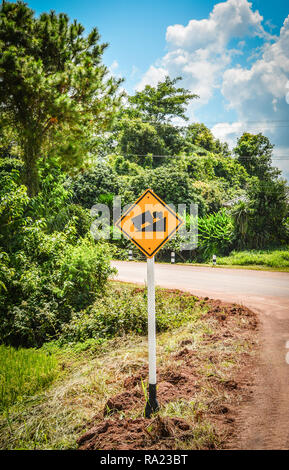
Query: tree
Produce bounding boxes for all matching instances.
[128,76,198,124]
[71,161,120,208]
[117,117,166,161]
[232,179,289,248]
[247,179,289,247]
[0,2,122,195]
[107,76,198,161]
[234,133,280,180]
[185,123,216,152]
[231,200,252,248]
[127,166,207,215]
[156,122,186,156]
[184,123,230,156]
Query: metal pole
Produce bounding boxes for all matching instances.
[145,256,159,418]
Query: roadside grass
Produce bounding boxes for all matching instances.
[217,249,289,269]
[120,250,289,272]
[57,282,202,345]
[0,282,257,450]
[190,263,289,273]
[0,345,58,413]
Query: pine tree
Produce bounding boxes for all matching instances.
[0,1,122,195]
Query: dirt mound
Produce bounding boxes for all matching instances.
[77,416,195,451]
[173,347,196,360]
[123,366,148,388]
[223,380,238,390]
[77,295,257,450]
[204,299,258,328]
[104,390,143,415]
[179,339,193,347]
[105,375,196,416]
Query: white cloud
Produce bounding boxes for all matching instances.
[130,65,139,78]
[109,60,119,72]
[135,65,168,91]
[220,15,289,154]
[222,17,289,110]
[166,0,269,52]
[211,121,245,148]
[134,0,289,177]
[136,0,272,107]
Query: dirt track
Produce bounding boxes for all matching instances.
[112,261,289,450]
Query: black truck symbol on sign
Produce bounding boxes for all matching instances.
[131,211,167,232]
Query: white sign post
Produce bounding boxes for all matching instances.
[145,256,159,418]
[115,189,184,418]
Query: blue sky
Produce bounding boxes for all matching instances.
[23,1,289,177]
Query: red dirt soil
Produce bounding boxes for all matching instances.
[77,295,258,450]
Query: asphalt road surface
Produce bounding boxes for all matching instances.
[112,261,289,450]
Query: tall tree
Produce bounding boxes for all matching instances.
[117,117,166,161]
[185,123,216,152]
[108,76,198,160]
[234,133,280,180]
[0,1,122,195]
[246,179,289,247]
[128,76,198,124]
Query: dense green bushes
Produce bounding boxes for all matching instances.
[0,164,115,347]
[0,233,115,347]
[71,161,120,208]
[198,210,234,259]
[59,284,201,344]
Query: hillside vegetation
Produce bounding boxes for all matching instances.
[0,2,279,450]
[0,2,288,351]
[0,284,257,450]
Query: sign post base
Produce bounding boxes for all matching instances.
[145,383,159,418]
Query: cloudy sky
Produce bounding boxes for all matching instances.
[28,0,289,178]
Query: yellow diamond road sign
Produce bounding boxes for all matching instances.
[115,189,184,258]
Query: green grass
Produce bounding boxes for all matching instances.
[0,345,58,412]
[0,282,257,450]
[58,283,202,345]
[217,248,289,269]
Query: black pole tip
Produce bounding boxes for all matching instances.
[145,383,159,418]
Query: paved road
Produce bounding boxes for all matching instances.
[112,261,289,450]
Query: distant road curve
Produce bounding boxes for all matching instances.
[111,261,289,450]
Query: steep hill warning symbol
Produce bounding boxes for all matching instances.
[131,211,167,232]
[115,189,183,258]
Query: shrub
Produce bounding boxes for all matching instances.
[0,165,116,347]
[0,157,23,184]
[59,284,201,344]
[57,240,116,310]
[198,210,234,260]
[47,204,91,238]
[71,161,120,208]
[0,224,115,346]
